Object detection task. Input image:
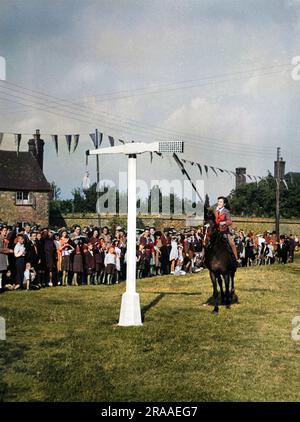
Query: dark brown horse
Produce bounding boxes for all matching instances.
[204,208,237,314]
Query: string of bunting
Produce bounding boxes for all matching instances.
[0,129,268,182]
[180,157,264,182]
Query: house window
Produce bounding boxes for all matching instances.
[16,191,33,205]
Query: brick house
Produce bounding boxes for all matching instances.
[0,132,52,226]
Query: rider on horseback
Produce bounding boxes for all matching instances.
[215,196,239,262]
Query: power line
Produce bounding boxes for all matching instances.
[0,78,284,156]
[75,62,292,102]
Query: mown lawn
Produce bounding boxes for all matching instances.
[1,255,300,402]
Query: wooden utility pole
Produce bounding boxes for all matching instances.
[274,148,286,242]
[275,147,280,242]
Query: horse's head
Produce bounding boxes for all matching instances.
[204,207,217,230]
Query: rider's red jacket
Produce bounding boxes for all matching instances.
[215,207,233,233]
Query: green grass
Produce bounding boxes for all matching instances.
[1,255,300,402]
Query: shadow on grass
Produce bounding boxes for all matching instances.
[204,293,239,307]
[141,291,202,322]
[0,341,30,401]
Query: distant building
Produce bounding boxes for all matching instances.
[0,131,51,226]
[235,167,247,189]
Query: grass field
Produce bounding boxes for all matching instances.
[1,255,300,402]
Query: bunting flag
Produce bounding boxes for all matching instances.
[247,175,253,180]
[14,133,21,155]
[108,135,115,147]
[210,166,218,176]
[150,152,153,163]
[89,133,96,148]
[85,150,89,167]
[51,135,58,155]
[217,168,224,173]
[197,163,202,175]
[204,165,208,175]
[0,132,3,146]
[282,179,289,190]
[155,151,163,157]
[173,153,185,175]
[65,135,72,154]
[99,132,103,146]
[119,139,125,144]
[173,153,203,203]
[73,134,80,153]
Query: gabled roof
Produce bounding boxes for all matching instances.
[0,150,51,192]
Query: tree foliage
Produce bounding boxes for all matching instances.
[229,173,300,218]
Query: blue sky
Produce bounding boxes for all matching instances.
[0,0,300,202]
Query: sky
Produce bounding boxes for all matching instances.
[0,0,300,203]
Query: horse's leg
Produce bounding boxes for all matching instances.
[224,272,231,308]
[217,275,225,304]
[210,271,219,314]
[231,271,235,300]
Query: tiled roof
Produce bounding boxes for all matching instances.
[0,150,51,192]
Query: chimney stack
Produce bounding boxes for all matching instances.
[236,167,246,189]
[28,129,44,170]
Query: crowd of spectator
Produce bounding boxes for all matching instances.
[0,223,298,291]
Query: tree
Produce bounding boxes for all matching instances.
[229,173,300,218]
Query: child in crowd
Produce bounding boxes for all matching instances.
[23,262,36,290]
[104,246,116,284]
[169,235,178,274]
[85,243,96,285]
[14,234,26,290]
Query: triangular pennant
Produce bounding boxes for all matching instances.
[73,134,80,153]
[108,135,115,147]
[51,135,58,155]
[14,133,21,156]
[0,133,4,146]
[119,139,125,144]
[247,174,253,180]
[182,159,187,163]
[217,168,224,173]
[154,151,162,157]
[89,133,96,147]
[85,150,89,167]
[258,176,262,180]
[173,154,203,203]
[204,165,209,175]
[150,152,153,163]
[173,153,186,175]
[210,166,218,176]
[197,163,202,175]
[190,161,195,166]
[65,135,72,154]
[99,132,103,146]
